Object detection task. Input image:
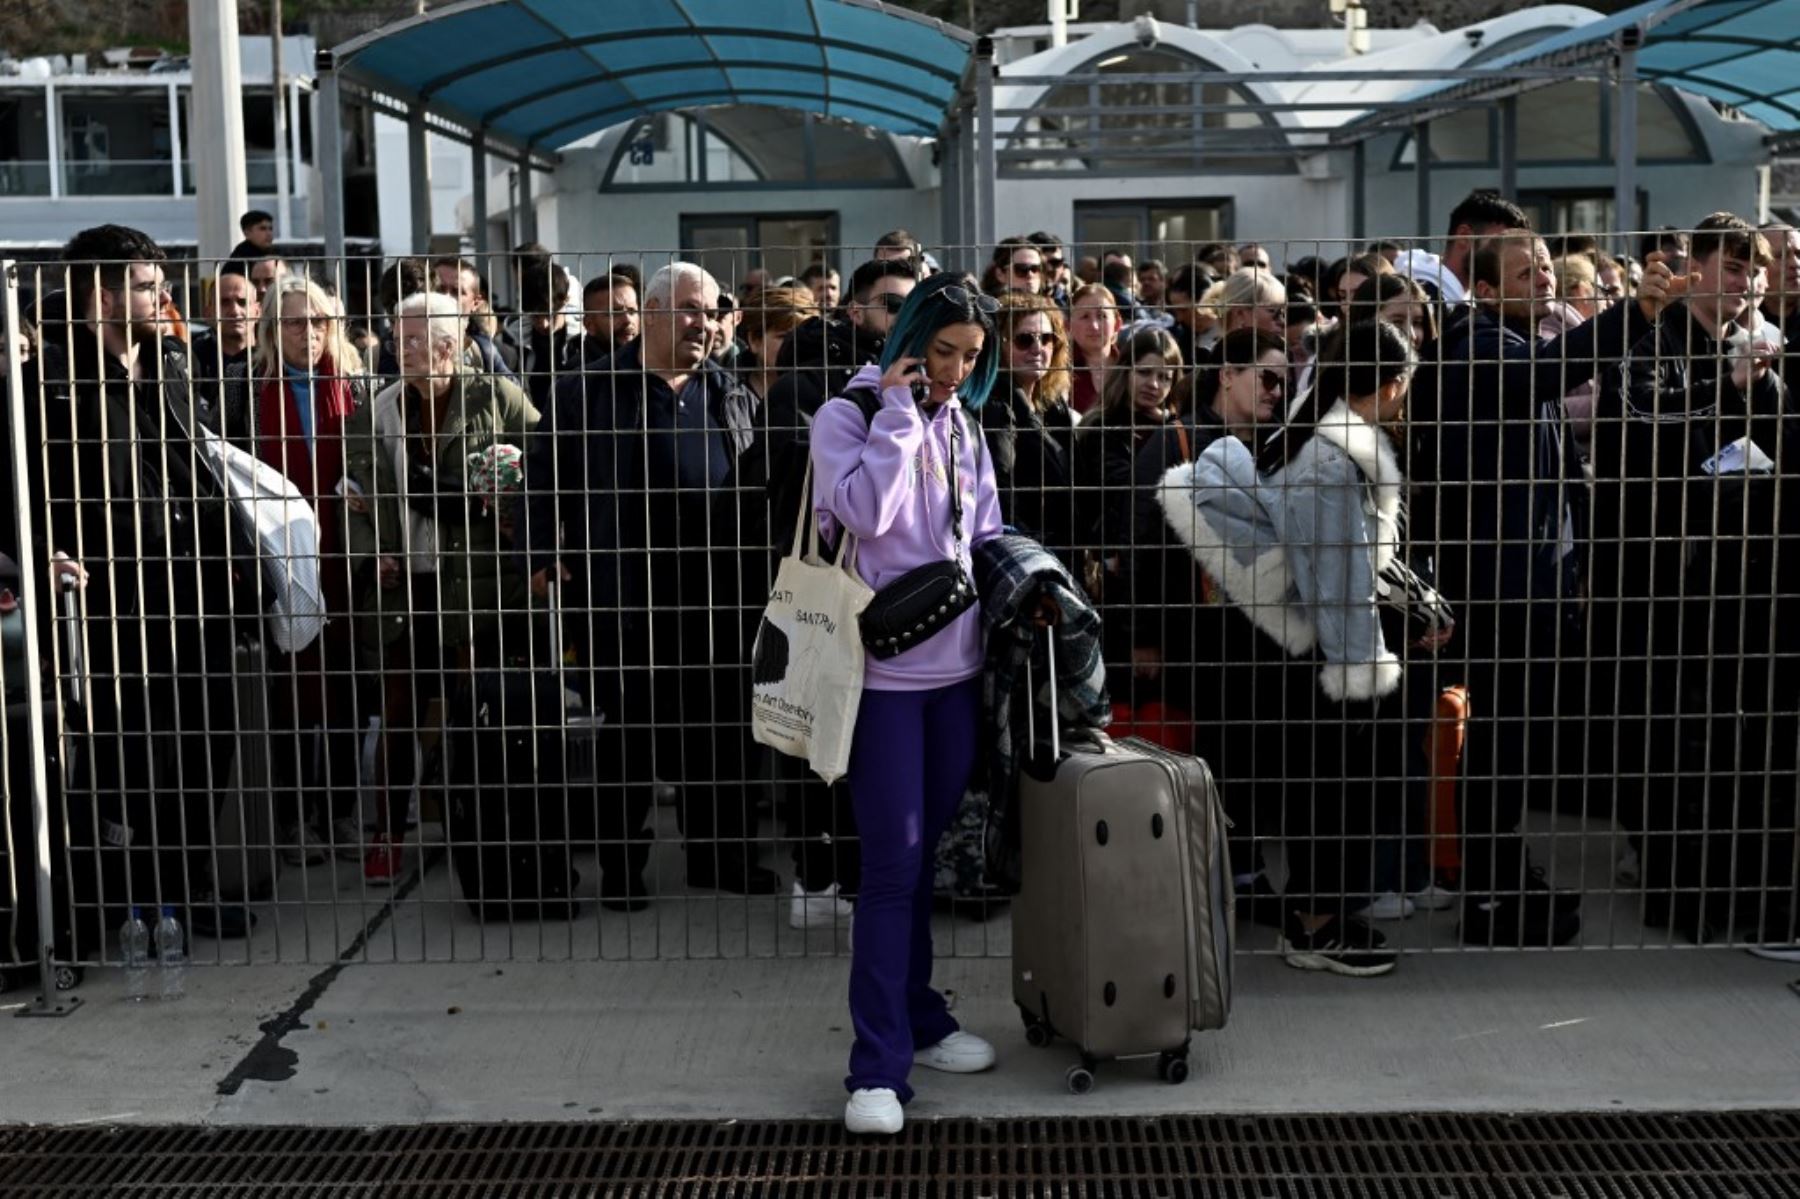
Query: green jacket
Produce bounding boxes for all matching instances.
[343,366,539,660]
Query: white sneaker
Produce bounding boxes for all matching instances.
[845,1087,903,1135]
[789,880,855,930]
[1745,942,1800,963]
[913,1030,996,1074]
[1409,883,1458,911]
[280,822,327,867]
[1353,892,1415,921]
[330,817,364,862]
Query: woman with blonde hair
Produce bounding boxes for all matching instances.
[736,284,817,401]
[1067,282,1121,416]
[223,274,373,869]
[982,292,1078,554]
[1206,268,1288,340]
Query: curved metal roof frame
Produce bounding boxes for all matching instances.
[1349,0,1800,138]
[330,0,975,151]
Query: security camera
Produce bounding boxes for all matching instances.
[1464,29,1485,48]
[1134,14,1160,49]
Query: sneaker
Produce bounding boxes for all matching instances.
[363,833,403,886]
[1409,883,1459,911]
[789,880,854,930]
[281,822,327,868]
[913,1030,996,1074]
[1353,892,1415,921]
[1744,904,1800,962]
[330,817,363,863]
[1279,914,1397,977]
[1460,896,1581,948]
[845,1088,904,1135]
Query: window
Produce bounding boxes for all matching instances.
[60,91,172,196]
[678,212,840,291]
[1074,199,1235,261]
[1007,48,1293,176]
[1519,189,1648,236]
[606,108,910,191]
[1395,83,1705,169]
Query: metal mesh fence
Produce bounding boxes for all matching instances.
[2,227,1797,987]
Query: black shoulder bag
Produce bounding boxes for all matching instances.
[858,397,979,659]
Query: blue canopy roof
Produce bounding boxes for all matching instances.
[333,0,975,150]
[1385,0,1800,134]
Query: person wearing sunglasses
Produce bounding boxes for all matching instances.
[811,273,1005,1135]
[1027,232,1072,308]
[981,293,1077,560]
[1131,327,1290,930]
[1162,320,1435,978]
[988,236,1046,298]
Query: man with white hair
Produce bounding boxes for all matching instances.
[522,261,775,901]
[343,289,539,885]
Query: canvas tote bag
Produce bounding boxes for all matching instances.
[750,461,874,783]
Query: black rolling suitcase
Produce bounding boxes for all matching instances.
[446,668,580,922]
[2,567,88,995]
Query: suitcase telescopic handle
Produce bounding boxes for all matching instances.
[58,575,84,709]
[1025,621,1060,761]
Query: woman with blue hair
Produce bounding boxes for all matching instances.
[810,273,1005,1134]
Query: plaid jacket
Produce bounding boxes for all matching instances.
[933,532,1109,895]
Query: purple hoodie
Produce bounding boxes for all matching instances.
[811,363,1003,692]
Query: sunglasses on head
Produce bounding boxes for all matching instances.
[933,283,1001,316]
[1012,330,1059,350]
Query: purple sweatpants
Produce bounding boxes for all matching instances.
[844,676,982,1101]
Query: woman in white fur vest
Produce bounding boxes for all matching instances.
[1158,319,1449,978]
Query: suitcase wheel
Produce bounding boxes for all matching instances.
[1065,1064,1095,1095]
[1024,1020,1052,1049]
[54,965,83,992]
[1156,1050,1190,1085]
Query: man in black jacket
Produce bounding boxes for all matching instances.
[187,261,259,430]
[1435,231,1688,948]
[524,262,775,898]
[1760,222,1799,397]
[1591,214,1796,954]
[20,225,252,939]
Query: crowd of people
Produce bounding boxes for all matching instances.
[2,192,1797,980]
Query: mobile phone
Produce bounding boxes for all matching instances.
[908,366,930,405]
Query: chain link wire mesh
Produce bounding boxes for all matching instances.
[1,226,1797,982]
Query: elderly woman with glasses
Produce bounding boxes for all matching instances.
[212,275,372,870]
[342,289,540,885]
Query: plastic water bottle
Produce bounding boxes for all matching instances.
[153,907,186,1001]
[120,907,151,1003]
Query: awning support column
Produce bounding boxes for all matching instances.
[407,107,432,254]
[315,49,345,265]
[517,156,537,245]
[1614,38,1640,249]
[1414,120,1432,240]
[975,36,997,258]
[1499,95,1518,200]
[1351,141,1366,242]
[471,134,489,257]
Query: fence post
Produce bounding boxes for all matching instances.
[975,36,998,258]
[4,262,81,1017]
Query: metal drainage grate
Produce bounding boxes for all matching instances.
[1,1112,1797,1197]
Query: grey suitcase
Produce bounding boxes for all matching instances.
[1011,645,1234,1093]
